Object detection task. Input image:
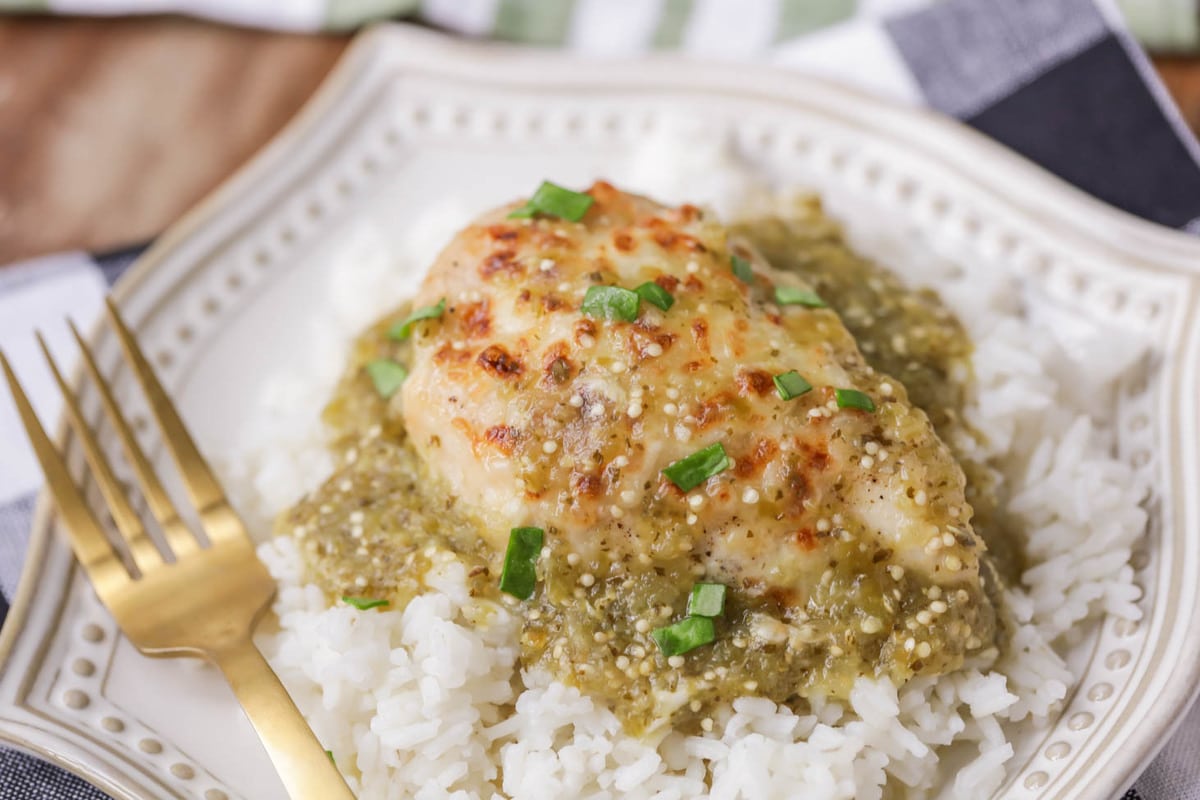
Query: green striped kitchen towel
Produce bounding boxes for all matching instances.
[0,0,1195,52]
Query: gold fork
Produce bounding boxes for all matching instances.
[1,298,355,800]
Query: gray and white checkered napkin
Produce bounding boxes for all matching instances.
[2,1,1199,797]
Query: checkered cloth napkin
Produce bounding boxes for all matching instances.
[3,1,1200,797]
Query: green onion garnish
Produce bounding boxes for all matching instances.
[774,286,827,308]
[687,583,727,618]
[507,181,595,222]
[652,616,716,657]
[365,359,407,399]
[773,371,813,401]
[634,281,675,312]
[499,526,544,600]
[835,388,876,412]
[731,254,755,284]
[389,298,446,340]
[342,596,390,610]
[662,443,730,493]
[326,750,335,764]
[582,285,640,322]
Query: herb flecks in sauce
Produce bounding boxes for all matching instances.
[499,527,544,600]
[775,286,826,308]
[773,371,813,401]
[365,359,407,399]
[835,388,876,412]
[342,596,390,610]
[581,285,641,322]
[389,298,446,340]
[653,616,716,657]
[730,254,755,284]
[634,281,675,312]
[283,186,1008,736]
[508,181,595,222]
[688,583,727,618]
[661,443,731,493]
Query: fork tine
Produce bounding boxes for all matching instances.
[69,320,199,560]
[1,350,131,595]
[104,298,241,546]
[37,332,165,576]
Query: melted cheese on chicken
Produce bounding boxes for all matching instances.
[402,182,992,617]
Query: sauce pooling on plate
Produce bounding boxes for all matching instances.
[280,182,1005,734]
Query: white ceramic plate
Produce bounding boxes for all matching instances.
[2,25,1199,800]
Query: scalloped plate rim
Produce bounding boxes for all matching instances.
[0,23,1197,799]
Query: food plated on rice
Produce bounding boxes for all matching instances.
[235,172,1147,799]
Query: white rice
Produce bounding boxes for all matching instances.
[222,134,1150,799]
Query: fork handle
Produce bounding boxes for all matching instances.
[211,638,356,799]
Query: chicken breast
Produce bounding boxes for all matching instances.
[405,186,974,570]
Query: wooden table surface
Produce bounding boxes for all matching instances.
[1,15,1198,265]
[0,16,349,264]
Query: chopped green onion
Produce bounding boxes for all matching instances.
[507,181,595,222]
[342,596,390,611]
[773,371,813,401]
[326,750,335,764]
[634,281,675,311]
[389,298,446,340]
[365,359,407,399]
[582,285,640,322]
[652,616,716,657]
[662,443,730,493]
[835,388,876,412]
[731,254,755,284]
[687,583,727,618]
[774,286,827,308]
[499,526,544,600]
